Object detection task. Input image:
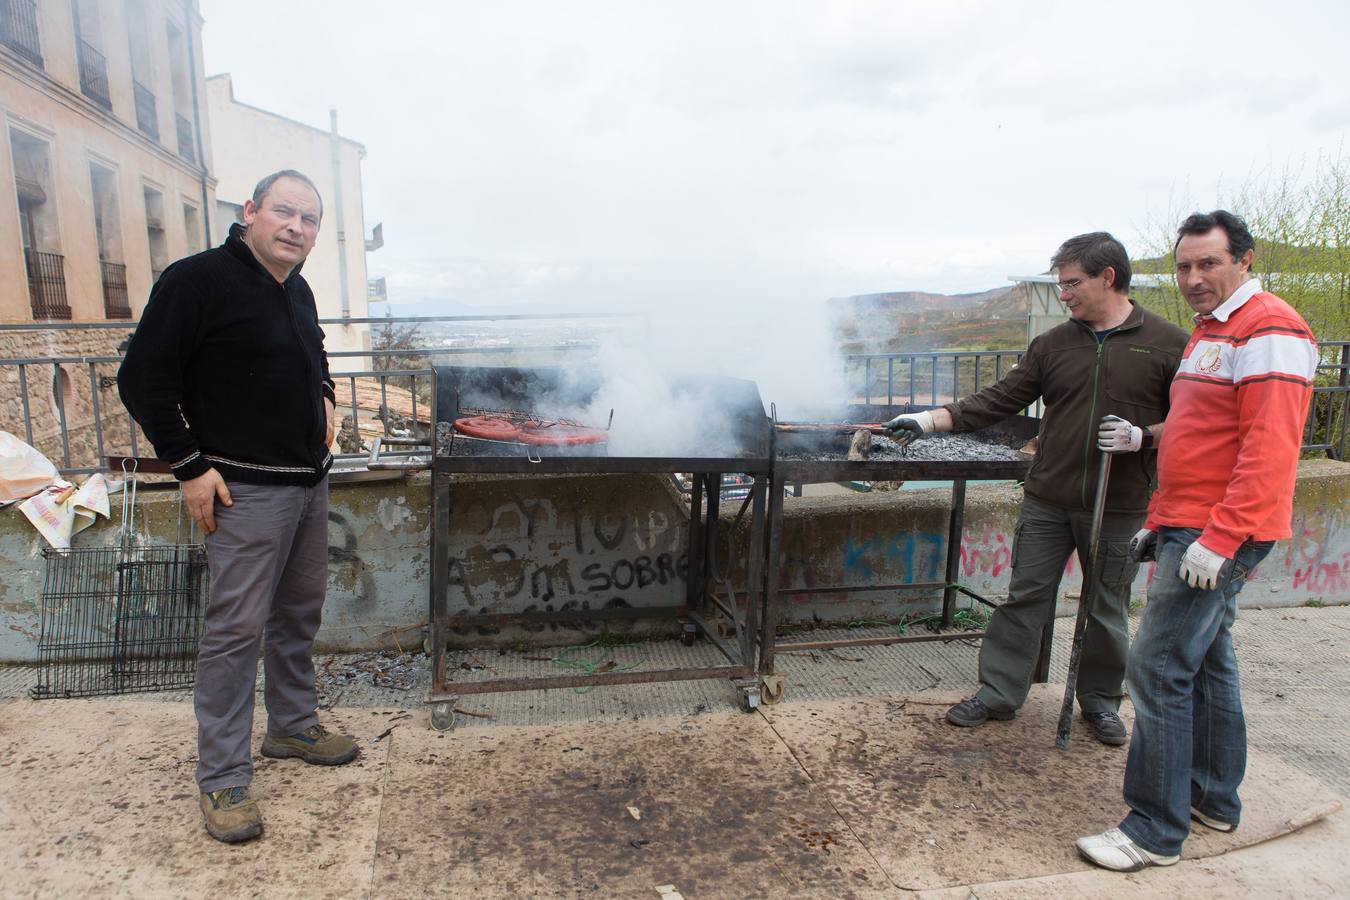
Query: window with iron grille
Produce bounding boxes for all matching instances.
[0,0,44,68]
[10,129,69,319]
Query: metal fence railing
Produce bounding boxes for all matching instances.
[0,313,649,475]
[1307,341,1350,460]
[845,350,1030,411]
[845,342,1350,461]
[1,323,1345,476]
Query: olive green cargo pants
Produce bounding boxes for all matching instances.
[974,493,1143,716]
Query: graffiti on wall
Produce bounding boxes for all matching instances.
[1282,507,1350,595]
[444,492,688,634]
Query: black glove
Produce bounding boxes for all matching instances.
[882,410,934,445]
[1129,528,1157,563]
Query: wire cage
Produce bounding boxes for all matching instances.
[30,466,209,699]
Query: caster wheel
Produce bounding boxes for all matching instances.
[429,701,455,732]
[740,687,761,712]
[681,624,697,647]
[761,675,785,705]
[422,635,433,656]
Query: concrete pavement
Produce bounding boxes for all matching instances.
[0,605,1346,898]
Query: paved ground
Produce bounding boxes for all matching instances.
[0,604,1347,897]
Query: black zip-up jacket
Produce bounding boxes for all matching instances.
[943,302,1188,513]
[118,223,335,486]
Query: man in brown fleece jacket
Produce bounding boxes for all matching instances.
[884,232,1188,745]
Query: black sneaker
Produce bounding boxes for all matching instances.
[945,696,1015,727]
[1081,710,1128,746]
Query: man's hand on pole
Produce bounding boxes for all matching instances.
[882,410,935,446]
[1179,540,1232,590]
[324,397,336,448]
[1098,415,1144,454]
[183,467,231,534]
[1129,528,1157,563]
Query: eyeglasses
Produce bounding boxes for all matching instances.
[1057,277,1084,293]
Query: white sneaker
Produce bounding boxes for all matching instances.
[1190,806,1236,832]
[1076,828,1180,872]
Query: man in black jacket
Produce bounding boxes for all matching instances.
[120,170,358,844]
[885,232,1189,745]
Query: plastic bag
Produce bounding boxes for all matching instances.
[0,431,60,502]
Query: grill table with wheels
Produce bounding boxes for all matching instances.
[420,364,773,729]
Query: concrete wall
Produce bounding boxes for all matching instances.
[3,460,1348,662]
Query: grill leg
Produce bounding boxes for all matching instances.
[740,475,766,669]
[757,475,786,677]
[685,473,706,612]
[941,479,968,629]
[430,472,452,691]
[702,475,721,626]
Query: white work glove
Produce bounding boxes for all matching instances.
[1179,540,1232,591]
[1098,415,1144,454]
[882,410,935,445]
[1128,528,1157,563]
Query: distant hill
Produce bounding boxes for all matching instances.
[831,284,1029,354]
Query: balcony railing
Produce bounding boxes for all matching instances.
[23,249,70,319]
[0,0,43,67]
[133,81,158,139]
[175,113,195,163]
[76,38,111,110]
[100,260,131,319]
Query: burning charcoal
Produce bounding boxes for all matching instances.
[777,430,1027,462]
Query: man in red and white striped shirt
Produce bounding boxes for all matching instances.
[1078,210,1318,871]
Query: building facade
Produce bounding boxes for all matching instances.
[1,0,214,331]
[1,0,215,470]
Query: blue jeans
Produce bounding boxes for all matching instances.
[1118,527,1273,856]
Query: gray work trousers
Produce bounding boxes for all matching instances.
[974,492,1142,716]
[195,478,329,792]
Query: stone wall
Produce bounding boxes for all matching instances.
[2,460,1348,662]
[0,328,138,471]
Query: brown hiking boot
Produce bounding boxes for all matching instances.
[260,723,359,766]
[200,786,262,843]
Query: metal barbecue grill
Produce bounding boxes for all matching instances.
[756,403,1041,701]
[421,364,773,727]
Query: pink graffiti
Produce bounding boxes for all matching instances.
[1282,507,1349,594]
[1291,554,1350,594]
[960,527,1012,579]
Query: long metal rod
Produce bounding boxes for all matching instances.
[774,630,987,652]
[431,664,751,697]
[686,611,745,666]
[1055,450,1113,749]
[709,579,955,601]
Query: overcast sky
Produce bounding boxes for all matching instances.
[200,0,1350,318]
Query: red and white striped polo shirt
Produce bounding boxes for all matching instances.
[1145,280,1318,557]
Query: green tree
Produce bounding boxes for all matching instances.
[1132,151,1350,340]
